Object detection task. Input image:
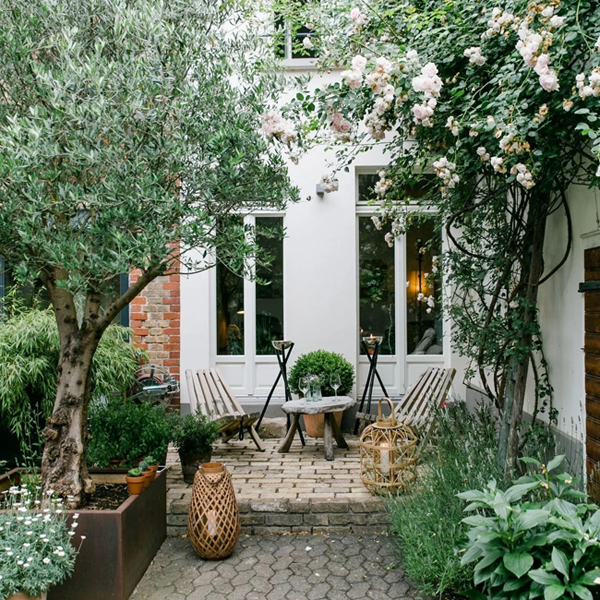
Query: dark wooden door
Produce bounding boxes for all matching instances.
[584,247,600,501]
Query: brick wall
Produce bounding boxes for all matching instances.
[129,271,181,403]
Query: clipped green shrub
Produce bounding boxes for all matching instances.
[0,306,141,457]
[87,399,175,467]
[288,350,355,397]
[388,401,505,597]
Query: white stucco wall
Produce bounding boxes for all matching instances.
[180,67,456,408]
[534,185,600,442]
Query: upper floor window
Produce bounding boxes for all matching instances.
[274,1,317,60]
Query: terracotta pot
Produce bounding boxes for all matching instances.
[148,464,159,474]
[8,591,47,599]
[142,471,153,487]
[303,410,343,438]
[179,451,212,484]
[126,475,145,495]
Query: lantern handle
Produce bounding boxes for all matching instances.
[377,397,396,426]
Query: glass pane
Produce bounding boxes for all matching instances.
[256,217,284,355]
[358,174,379,203]
[0,256,51,310]
[216,258,244,357]
[359,217,395,355]
[406,219,443,355]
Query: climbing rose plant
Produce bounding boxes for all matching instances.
[273,0,600,471]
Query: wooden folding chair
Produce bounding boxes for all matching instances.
[185,367,266,452]
[357,367,456,455]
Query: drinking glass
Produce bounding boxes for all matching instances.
[299,376,310,400]
[330,373,341,399]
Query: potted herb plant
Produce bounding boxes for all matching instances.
[125,468,145,495]
[144,456,159,477]
[172,411,221,484]
[138,461,153,487]
[0,485,84,600]
[289,350,355,437]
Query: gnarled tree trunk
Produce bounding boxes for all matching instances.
[41,326,100,505]
[498,191,548,475]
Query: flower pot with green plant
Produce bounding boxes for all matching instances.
[172,411,221,484]
[288,350,355,437]
[138,461,154,487]
[125,468,145,495]
[144,455,159,477]
[0,485,84,600]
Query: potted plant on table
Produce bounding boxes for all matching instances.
[172,411,221,484]
[0,485,84,600]
[289,350,355,438]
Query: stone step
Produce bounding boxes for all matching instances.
[167,496,389,537]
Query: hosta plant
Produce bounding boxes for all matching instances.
[0,485,84,599]
[459,455,600,600]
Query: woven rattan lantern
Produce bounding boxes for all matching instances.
[188,462,241,560]
[360,398,418,495]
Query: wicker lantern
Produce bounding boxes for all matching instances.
[359,398,418,495]
[188,462,241,560]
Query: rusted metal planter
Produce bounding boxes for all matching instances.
[0,468,167,600]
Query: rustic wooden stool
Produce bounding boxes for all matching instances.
[279,397,355,461]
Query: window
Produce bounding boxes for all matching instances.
[359,217,396,355]
[406,219,443,355]
[357,173,443,358]
[215,215,285,357]
[256,217,284,355]
[0,256,128,325]
[274,1,317,60]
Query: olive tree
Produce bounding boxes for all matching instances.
[0,0,298,504]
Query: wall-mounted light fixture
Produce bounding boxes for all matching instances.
[316,183,325,198]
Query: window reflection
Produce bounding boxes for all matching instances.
[256,217,284,355]
[359,217,395,355]
[406,219,443,355]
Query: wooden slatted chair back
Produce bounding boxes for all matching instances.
[398,367,456,432]
[184,367,266,452]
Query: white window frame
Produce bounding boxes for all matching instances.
[211,212,286,394]
[355,170,446,396]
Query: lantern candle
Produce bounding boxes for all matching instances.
[380,442,390,477]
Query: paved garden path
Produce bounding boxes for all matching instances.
[131,533,424,600]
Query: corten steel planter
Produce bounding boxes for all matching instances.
[0,468,167,600]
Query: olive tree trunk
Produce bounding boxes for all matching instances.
[41,328,100,504]
[498,191,548,475]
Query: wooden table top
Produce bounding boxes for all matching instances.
[281,396,356,415]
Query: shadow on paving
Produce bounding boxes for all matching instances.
[130,533,428,600]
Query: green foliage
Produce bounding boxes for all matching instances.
[0,306,140,455]
[171,411,221,457]
[127,468,143,478]
[87,400,175,467]
[459,455,600,600]
[276,0,600,467]
[0,0,298,494]
[145,455,158,466]
[388,402,505,596]
[288,350,355,396]
[0,486,80,599]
